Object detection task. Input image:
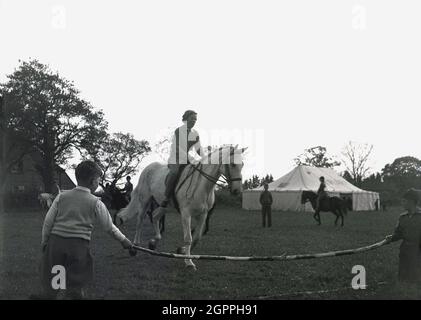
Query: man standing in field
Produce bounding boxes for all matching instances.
[386,189,421,286]
[123,176,133,203]
[259,183,273,228]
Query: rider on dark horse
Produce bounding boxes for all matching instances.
[316,176,327,211]
[160,110,204,208]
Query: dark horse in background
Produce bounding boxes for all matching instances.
[301,191,348,226]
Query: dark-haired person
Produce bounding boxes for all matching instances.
[386,189,421,284]
[316,176,327,211]
[259,183,273,228]
[38,160,133,299]
[160,110,204,207]
[123,176,133,202]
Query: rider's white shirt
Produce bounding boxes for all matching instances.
[168,124,203,165]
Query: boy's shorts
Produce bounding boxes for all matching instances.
[41,234,93,295]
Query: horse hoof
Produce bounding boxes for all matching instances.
[186,265,197,272]
[129,247,137,257]
[176,247,185,255]
[148,239,157,251]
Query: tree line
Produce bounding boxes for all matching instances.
[0,59,151,211]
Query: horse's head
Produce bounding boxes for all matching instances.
[212,145,247,196]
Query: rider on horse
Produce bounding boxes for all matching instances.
[316,176,327,211]
[160,110,204,208]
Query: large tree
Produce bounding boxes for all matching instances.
[83,132,151,187]
[0,93,34,212]
[1,59,108,192]
[294,146,340,168]
[381,156,421,194]
[341,141,373,186]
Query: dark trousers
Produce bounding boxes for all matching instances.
[165,164,187,199]
[41,234,93,299]
[262,205,272,227]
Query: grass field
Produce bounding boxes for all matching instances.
[0,205,420,300]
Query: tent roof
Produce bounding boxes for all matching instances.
[252,165,373,193]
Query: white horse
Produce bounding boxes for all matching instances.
[117,145,246,270]
[38,184,61,209]
[38,193,55,209]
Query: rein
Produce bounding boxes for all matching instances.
[174,148,243,197]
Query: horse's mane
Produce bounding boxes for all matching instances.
[200,145,241,164]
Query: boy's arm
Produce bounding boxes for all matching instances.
[95,200,132,248]
[41,195,60,247]
[390,216,404,242]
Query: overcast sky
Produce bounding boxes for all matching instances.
[1,0,421,184]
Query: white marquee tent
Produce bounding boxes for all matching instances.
[242,165,380,212]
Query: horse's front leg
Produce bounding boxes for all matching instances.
[204,206,214,235]
[191,212,208,250]
[133,210,146,246]
[314,211,321,225]
[333,210,339,226]
[179,211,196,270]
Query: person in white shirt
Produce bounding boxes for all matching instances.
[160,110,203,207]
[39,160,133,299]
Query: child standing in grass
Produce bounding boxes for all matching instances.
[386,188,421,284]
[38,160,133,299]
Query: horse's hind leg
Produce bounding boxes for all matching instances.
[313,213,318,225]
[160,215,165,234]
[152,207,166,240]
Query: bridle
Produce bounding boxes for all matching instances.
[178,148,243,191]
[192,163,242,189]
